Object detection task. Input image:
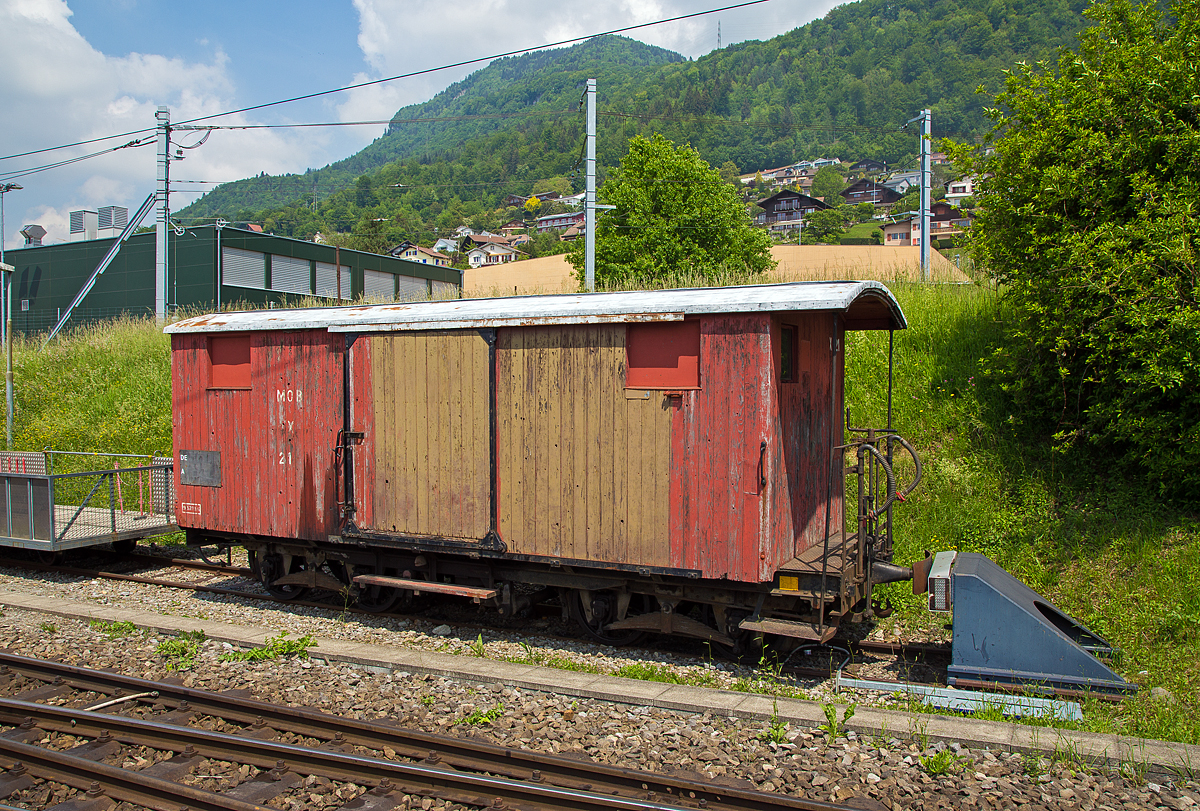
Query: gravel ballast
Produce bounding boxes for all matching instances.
[0,597,1194,810]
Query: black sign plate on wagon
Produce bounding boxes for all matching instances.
[179,450,221,487]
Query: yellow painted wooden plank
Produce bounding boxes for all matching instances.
[585,325,603,559]
[399,334,416,531]
[545,327,563,556]
[377,337,393,529]
[565,327,584,561]
[414,333,429,532]
[500,329,522,549]
[446,333,462,536]
[470,332,490,536]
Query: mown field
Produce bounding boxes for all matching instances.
[10,283,1198,745]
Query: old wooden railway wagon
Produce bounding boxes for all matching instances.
[166,281,918,649]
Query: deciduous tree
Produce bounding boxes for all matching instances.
[568,134,774,286]
[947,0,1200,500]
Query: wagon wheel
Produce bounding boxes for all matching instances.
[259,553,309,601]
[569,589,650,646]
[34,550,61,566]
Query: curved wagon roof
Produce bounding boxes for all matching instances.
[165,280,906,334]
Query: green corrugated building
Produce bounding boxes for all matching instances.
[4,226,461,333]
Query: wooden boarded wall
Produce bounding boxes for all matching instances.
[769,313,843,567]
[357,331,492,540]
[496,325,672,566]
[668,314,772,582]
[171,330,342,542]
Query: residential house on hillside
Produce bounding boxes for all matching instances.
[433,236,459,254]
[840,179,903,206]
[460,232,510,251]
[536,211,585,233]
[945,175,980,203]
[881,201,972,247]
[467,241,525,268]
[754,190,830,231]
[499,219,527,236]
[883,171,922,195]
[849,159,885,173]
[389,241,451,267]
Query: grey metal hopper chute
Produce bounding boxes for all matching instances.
[938,553,1134,695]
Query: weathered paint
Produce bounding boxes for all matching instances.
[496,325,672,565]
[171,330,342,541]
[668,315,773,582]
[351,331,491,539]
[769,313,844,568]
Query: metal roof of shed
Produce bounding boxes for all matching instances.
[164,280,906,334]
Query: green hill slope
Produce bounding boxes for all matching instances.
[177,0,1088,240]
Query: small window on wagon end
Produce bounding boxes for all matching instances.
[209,334,251,389]
[780,325,797,383]
[626,320,701,389]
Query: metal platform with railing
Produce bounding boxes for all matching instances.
[0,451,175,552]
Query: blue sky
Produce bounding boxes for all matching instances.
[0,0,839,249]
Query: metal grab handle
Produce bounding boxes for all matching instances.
[859,442,898,517]
[758,440,767,489]
[887,433,923,502]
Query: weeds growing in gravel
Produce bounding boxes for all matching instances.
[502,642,601,674]
[469,633,487,657]
[817,701,856,742]
[156,630,207,671]
[90,620,138,639]
[459,703,505,726]
[38,622,57,634]
[761,700,789,744]
[921,749,968,776]
[219,632,316,663]
[612,662,719,687]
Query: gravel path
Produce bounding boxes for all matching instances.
[0,602,1192,810]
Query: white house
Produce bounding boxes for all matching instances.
[467,241,525,268]
[945,175,979,203]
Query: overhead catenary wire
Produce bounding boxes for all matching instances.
[3,0,776,165]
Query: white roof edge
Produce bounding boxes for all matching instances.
[164,281,906,334]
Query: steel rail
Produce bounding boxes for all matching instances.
[0,697,855,811]
[0,736,267,811]
[0,653,853,811]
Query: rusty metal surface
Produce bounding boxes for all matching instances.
[496,325,672,565]
[164,281,907,334]
[171,331,342,541]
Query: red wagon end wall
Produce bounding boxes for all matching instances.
[171,329,343,542]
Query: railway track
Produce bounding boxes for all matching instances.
[0,652,864,811]
[0,552,955,692]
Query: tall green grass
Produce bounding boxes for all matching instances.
[15,284,1198,743]
[848,283,1200,744]
[13,316,172,456]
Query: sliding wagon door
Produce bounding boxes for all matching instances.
[351,330,492,541]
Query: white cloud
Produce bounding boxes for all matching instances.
[0,0,351,246]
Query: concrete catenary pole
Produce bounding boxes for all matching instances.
[920,108,931,282]
[584,78,597,293]
[156,106,171,321]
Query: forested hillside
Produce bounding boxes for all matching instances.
[177,0,1089,244]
